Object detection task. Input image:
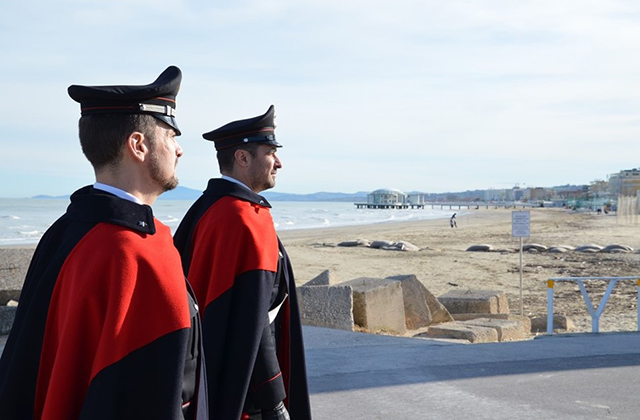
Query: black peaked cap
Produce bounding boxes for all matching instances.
[68,66,182,135]
[202,105,282,150]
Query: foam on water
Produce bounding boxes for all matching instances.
[0,198,454,245]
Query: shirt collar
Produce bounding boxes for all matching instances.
[93,182,143,205]
[220,175,252,192]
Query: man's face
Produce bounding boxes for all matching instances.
[247,144,282,193]
[148,122,183,192]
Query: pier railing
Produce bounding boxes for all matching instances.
[354,201,534,210]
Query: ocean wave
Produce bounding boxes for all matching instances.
[18,230,43,237]
[1,215,20,220]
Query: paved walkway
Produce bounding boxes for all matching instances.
[304,326,640,420]
[2,328,639,419]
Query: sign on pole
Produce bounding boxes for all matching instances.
[512,211,530,238]
[512,210,530,316]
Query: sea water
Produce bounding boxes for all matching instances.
[0,198,453,246]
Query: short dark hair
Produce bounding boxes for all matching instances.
[216,143,259,173]
[78,114,157,170]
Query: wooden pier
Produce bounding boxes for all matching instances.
[354,203,425,209]
[354,201,533,210]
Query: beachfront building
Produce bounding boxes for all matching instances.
[355,188,425,209]
[609,169,640,197]
[367,188,406,205]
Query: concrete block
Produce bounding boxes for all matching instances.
[344,277,406,334]
[0,248,34,305]
[530,315,575,333]
[0,305,17,335]
[303,269,341,287]
[297,285,354,331]
[438,289,509,315]
[460,318,529,342]
[386,275,453,329]
[452,313,509,321]
[422,323,499,343]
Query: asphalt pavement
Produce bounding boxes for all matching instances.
[2,328,639,419]
[303,326,640,420]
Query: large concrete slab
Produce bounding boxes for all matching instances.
[344,277,406,334]
[298,284,354,331]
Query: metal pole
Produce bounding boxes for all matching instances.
[547,280,554,335]
[519,237,523,316]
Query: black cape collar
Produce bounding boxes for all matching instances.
[203,178,272,208]
[66,186,156,234]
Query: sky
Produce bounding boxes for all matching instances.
[2,0,640,198]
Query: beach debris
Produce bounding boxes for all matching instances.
[548,245,574,253]
[548,247,569,253]
[380,241,420,252]
[369,240,395,249]
[523,243,547,252]
[338,239,421,251]
[601,244,634,253]
[575,244,603,253]
[337,239,371,247]
[466,244,493,252]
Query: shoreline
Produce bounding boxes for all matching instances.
[3,207,640,333]
[279,207,640,334]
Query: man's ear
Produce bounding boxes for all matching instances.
[234,149,251,168]
[126,132,148,162]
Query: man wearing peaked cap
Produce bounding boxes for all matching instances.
[174,106,312,420]
[0,67,208,420]
[68,65,183,135]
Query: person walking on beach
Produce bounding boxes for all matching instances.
[0,67,208,420]
[450,213,457,228]
[174,105,312,420]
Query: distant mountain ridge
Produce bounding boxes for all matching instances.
[31,186,370,202]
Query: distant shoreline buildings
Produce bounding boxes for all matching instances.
[358,168,640,211]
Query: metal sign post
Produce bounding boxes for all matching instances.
[512,211,530,316]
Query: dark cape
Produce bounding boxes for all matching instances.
[173,179,312,420]
[0,186,207,420]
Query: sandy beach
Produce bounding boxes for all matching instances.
[279,207,640,334]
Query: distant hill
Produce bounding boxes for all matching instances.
[32,186,369,202]
[262,191,368,202]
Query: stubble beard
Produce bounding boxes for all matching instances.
[149,152,179,192]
